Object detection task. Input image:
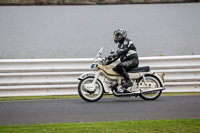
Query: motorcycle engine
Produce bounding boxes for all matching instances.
[106,79,131,93]
[116,85,124,93]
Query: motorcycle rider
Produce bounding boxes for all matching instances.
[106,29,139,88]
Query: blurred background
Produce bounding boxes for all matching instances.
[0,0,200,59]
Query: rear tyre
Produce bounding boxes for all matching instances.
[78,77,104,102]
[139,76,162,100]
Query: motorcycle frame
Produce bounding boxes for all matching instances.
[78,69,165,93]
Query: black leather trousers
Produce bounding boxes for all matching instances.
[115,58,139,73]
[113,58,139,82]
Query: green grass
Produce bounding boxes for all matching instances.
[0,95,81,101]
[0,92,199,101]
[0,119,199,133]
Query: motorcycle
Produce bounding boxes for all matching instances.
[78,47,165,102]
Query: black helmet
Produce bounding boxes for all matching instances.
[113,29,127,43]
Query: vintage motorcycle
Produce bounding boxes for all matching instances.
[78,47,165,102]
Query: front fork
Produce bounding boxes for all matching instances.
[81,71,100,92]
[92,71,100,87]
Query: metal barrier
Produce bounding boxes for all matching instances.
[0,55,200,97]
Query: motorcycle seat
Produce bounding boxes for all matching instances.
[128,66,150,73]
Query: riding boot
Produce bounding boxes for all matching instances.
[121,71,133,88]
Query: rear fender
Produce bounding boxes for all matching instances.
[153,72,165,87]
[143,72,165,87]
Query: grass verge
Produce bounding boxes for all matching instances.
[0,92,199,101]
[0,95,80,101]
[0,119,200,133]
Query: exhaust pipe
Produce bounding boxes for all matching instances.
[140,87,165,94]
[113,87,165,97]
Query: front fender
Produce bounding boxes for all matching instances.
[78,72,95,80]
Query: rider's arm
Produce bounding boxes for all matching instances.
[117,47,129,57]
[105,53,119,65]
[105,58,118,65]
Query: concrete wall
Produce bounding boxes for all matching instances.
[0,3,200,59]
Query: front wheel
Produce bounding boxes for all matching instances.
[78,77,104,102]
[139,76,162,100]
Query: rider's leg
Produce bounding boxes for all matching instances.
[115,63,133,88]
[121,69,133,88]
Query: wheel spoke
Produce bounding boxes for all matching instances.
[78,77,104,102]
[139,76,162,100]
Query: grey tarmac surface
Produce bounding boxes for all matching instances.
[0,95,199,125]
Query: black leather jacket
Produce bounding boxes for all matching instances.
[106,38,138,65]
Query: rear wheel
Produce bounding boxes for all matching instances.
[139,76,162,100]
[78,77,104,102]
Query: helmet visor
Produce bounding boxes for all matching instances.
[113,33,121,41]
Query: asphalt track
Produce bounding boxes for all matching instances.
[0,95,199,125]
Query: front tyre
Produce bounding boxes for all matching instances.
[139,76,162,100]
[78,77,104,102]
